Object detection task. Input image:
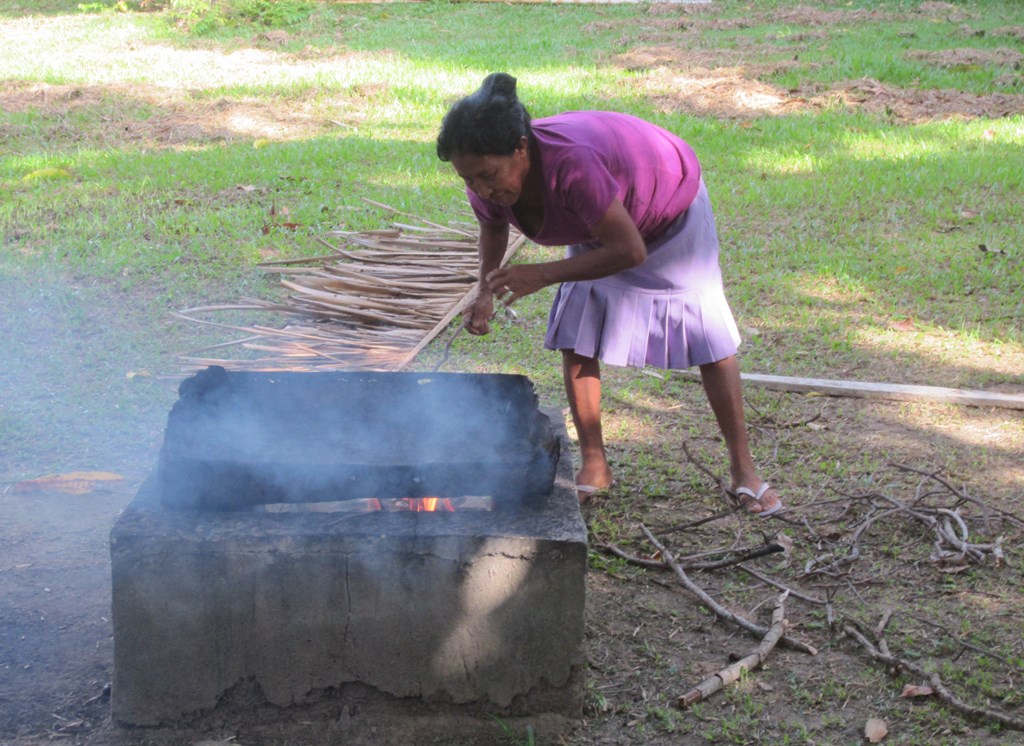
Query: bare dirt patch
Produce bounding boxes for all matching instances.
[992,25,1024,42]
[611,61,1024,123]
[610,36,1024,122]
[600,1,1024,123]
[916,1,974,23]
[624,66,809,121]
[766,5,897,26]
[0,81,366,147]
[907,47,1024,70]
[0,485,129,743]
[611,41,816,121]
[644,3,900,28]
[0,16,398,148]
[811,78,1024,122]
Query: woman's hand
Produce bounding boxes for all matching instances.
[464,221,509,333]
[484,200,646,306]
[485,263,550,306]
[464,291,494,335]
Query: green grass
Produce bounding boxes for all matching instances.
[4,20,1020,331]
[1,2,1019,466]
[1,8,1023,745]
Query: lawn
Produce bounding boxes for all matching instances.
[1,1,1023,744]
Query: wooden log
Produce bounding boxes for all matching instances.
[675,371,1024,410]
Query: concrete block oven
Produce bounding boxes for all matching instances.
[110,367,587,742]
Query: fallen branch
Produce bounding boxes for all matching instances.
[652,443,751,534]
[870,493,1004,566]
[656,508,738,535]
[680,441,732,505]
[803,502,885,577]
[595,541,663,570]
[686,543,784,571]
[803,481,1007,578]
[889,462,1024,530]
[596,541,784,572]
[640,525,817,656]
[678,591,789,707]
[909,615,1023,671]
[843,624,1024,731]
[737,563,827,606]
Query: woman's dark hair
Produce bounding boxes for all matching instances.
[436,72,532,162]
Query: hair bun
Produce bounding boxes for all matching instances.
[480,72,518,101]
[436,71,531,160]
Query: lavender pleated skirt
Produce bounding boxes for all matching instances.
[544,181,741,369]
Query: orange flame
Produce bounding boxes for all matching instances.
[405,497,454,512]
[257,495,492,514]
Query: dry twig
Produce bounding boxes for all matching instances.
[843,624,1024,732]
[736,563,826,606]
[889,462,1024,530]
[640,525,817,656]
[803,472,1008,578]
[678,591,789,707]
[908,615,1023,671]
[595,541,784,572]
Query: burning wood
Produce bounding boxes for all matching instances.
[257,495,494,513]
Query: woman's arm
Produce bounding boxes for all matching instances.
[485,198,646,304]
[464,221,510,335]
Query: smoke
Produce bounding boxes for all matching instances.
[157,366,557,511]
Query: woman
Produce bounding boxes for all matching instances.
[436,72,782,515]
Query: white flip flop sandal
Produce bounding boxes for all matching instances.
[576,482,613,504]
[734,482,783,517]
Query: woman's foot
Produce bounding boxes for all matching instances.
[576,464,614,505]
[731,481,783,516]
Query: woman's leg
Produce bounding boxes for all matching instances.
[697,355,782,513]
[562,349,614,497]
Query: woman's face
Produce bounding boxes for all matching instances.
[449,137,530,207]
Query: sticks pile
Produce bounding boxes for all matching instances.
[804,468,1011,578]
[175,202,523,373]
[589,452,1023,729]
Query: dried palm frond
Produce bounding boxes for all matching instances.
[175,201,523,373]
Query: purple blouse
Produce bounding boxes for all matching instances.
[467,111,702,245]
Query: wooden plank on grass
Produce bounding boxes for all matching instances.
[675,371,1024,410]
